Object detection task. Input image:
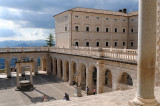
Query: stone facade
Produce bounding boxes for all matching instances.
[54,7,138,49]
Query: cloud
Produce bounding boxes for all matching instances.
[0,0,138,42]
[0,28,16,37]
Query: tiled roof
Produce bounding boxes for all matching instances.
[54,7,138,17]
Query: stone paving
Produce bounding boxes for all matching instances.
[0,71,79,106]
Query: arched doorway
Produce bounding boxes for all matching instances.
[65,61,69,82]
[0,58,6,78]
[80,63,86,91]
[50,57,53,74]
[59,59,63,79]
[92,66,97,94]
[119,72,133,90]
[54,58,57,76]
[103,69,112,92]
[71,61,77,85]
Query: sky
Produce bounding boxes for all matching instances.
[0,0,138,41]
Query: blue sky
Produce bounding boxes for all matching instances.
[0,0,138,41]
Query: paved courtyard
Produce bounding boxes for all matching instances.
[0,71,77,106]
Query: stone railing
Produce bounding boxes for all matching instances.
[0,47,137,63]
[0,47,49,52]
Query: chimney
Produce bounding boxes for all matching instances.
[123,8,127,13]
[119,9,122,12]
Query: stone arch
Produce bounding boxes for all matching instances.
[71,61,77,85]
[53,58,57,76]
[64,60,69,82]
[80,63,86,91]
[102,69,112,92]
[89,65,97,94]
[58,58,63,79]
[118,72,133,90]
[0,58,6,75]
[50,56,53,74]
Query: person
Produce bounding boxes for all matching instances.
[93,88,96,95]
[86,86,89,95]
[42,94,48,102]
[63,93,69,101]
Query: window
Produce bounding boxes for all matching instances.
[115,28,117,32]
[75,26,79,31]
[86,27,89,31]
[123,29,125,33]
[106,18,109,20]
[65,26,67,31]
[131,28,134,32]
[96,42,99,47]
[86,16,89,18]
[106,42,109,46]
[106,28,108,32]
[131,19,134,21]
[75,15,78,17]
[75,42,78,46]
[123,20,125,22]
[96,17,99,19]
[65,16,67,18]
[123,42,125,46]
[114,42,117,47]
[86,42,89,46]
[131,42,134,46]
[115,19,117,21]
[97,27,99,32]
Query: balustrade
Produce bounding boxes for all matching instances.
[0,47,137,63]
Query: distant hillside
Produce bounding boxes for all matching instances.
[0,40,56,47]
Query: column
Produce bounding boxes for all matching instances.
[30,65,33,84]
[41,58,44,71]
[34,58,38,75]
[129,0,159,105]
[86,66,92,94]
[57,60,61,78]
[16,63,20,88]
[46,56,51,74]
[97,62,103,94]
[6,60,11,78]
[62,61,67,82]
[69,62,73,85]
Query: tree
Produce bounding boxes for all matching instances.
[46,34,54,47]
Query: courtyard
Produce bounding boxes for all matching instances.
[0,71,78,106]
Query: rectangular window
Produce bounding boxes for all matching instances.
[123,20,125,22]
[123,42,125,46]
[75,42,78,46]
[86,16,89,18]
[97,27,99,32]
[86,42,89,46]
[86,27,89,31]
[115,28,117,32]
[106,18,108,20]
[106,42,109,46]
[131,42,134,46]
[123,29,125,33]
[75,26,78,31]
[96,17,99,19]
[96,42,99,47]
[75,15,78,17]
[65,27,67,31]
[115,19,117,21]
[132,19,134,21]
[106,28,108,32]
[131,28,134,32]
[114,42,117,47]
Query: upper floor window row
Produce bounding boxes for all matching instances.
[75,15,79,18]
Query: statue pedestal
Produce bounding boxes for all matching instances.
[74,86,82,97]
